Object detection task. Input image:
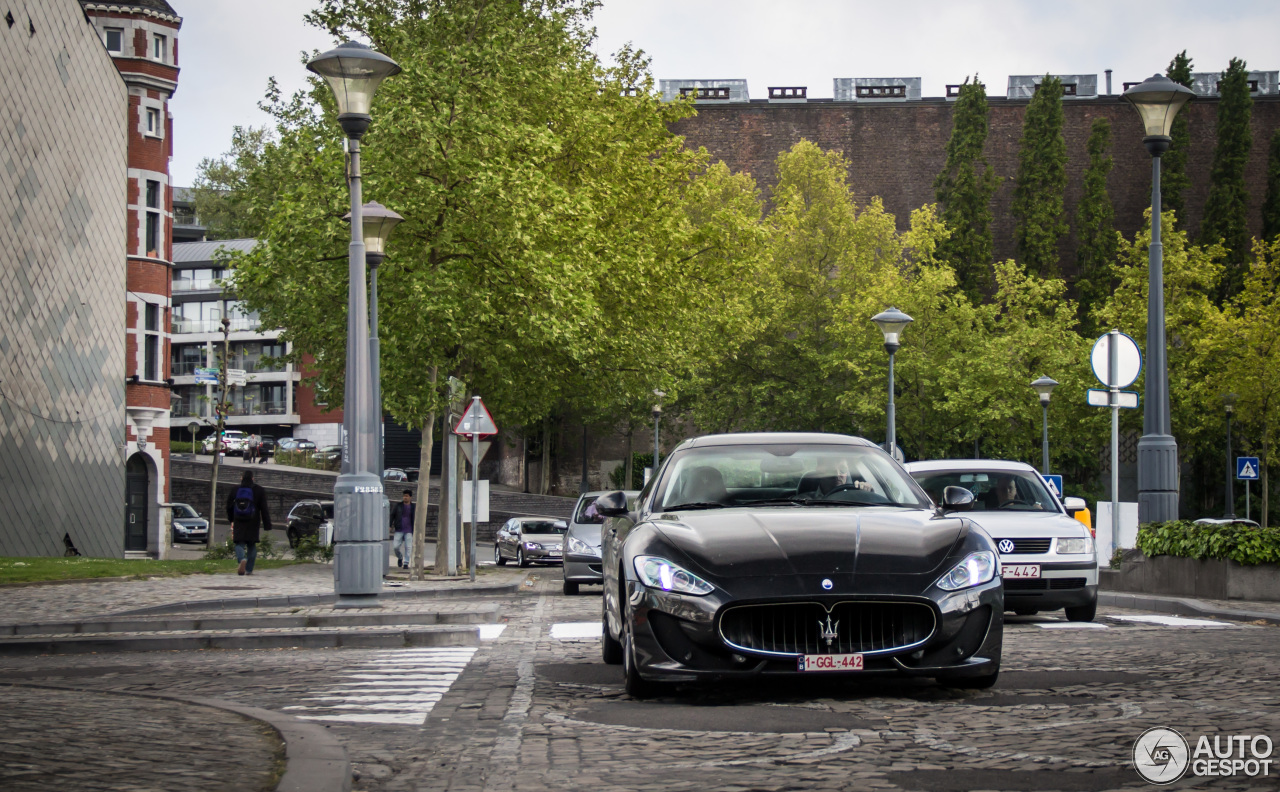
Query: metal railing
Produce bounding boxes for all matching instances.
[171,317,261,334]
[172,278,223,292]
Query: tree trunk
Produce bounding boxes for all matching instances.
[1263,436,1270,529]
[540,417,551,495]
[522,432,529,493]
[624,426,634,490]
[413,368,437,580]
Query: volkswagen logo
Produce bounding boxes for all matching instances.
[821,578,833,590]
[997,539,1015,554]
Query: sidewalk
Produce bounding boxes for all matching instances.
[1099,590,1280,625]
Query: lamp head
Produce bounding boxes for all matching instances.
[871,307,914,353]
[306,40,401,139]
[1030,375,1059,405]
[1121,73,1195,154]
[344,200,403,265]
[1224,392,1238,415]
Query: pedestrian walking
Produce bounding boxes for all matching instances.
[389,489,415,569]
[246,434,261,464]
[226,470,271,575]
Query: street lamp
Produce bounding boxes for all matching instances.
[652,390,666,478]
[871,307,913,461]
[1122,73,1194,523]
[344,200,403,477]
[308,40,400,608]
[1030,375,1059,474]
[1224,392,1237,519]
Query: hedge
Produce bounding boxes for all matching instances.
[1136,520,1280,566]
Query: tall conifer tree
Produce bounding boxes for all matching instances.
[934,77,997,302]
[1202,57,1254,303]
[1012,75,1068,276]
[1162,51,1194,225]
[1262,130,1280,243]
[1075,118,1116,335]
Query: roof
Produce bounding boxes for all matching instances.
[173,238,256,264]
[677,432,875,450]
[902,459,1038,473]
[80,1,181,24]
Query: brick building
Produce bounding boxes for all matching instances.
[80,0,182,555]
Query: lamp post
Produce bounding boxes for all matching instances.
[652,390,666,479]
[1122,74,1194,524]
[1030,376,1059,474]
[871,307,913,461]
[344,200,403,478]
[308,40,401,608]
[1224,392,1237,519]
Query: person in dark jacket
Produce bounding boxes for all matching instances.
[389,489,415,569]
[226,470,272,575]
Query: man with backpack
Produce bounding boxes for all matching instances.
[225,470,272,575]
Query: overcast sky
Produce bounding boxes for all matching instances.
[169,0,1279,186]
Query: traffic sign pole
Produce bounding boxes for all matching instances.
[1109,329,1120,563]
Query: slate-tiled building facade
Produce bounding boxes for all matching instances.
[0,1,129,557]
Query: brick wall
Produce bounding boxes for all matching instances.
[671,96,1280,276]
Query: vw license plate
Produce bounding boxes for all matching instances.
[1002,564,1041,579]
[798,653,863,672]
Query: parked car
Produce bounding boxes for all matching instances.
[599,432,1003,697]
[163,502,209,544]
[1194,517,1261,527]
[278,438,316,454]
[494,517,568,567]
[404,468,420,482]
[201,430,247,454]
[286,500,335,548]
[562,490,637,595]
[310,445,342,465]
[905,459,1098,622]
[259,435,276,456]
[383,468,409,482]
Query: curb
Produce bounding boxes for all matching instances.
[106,578,526,618]
[0,625,480,656]
[1099,591,1280,625]
[1,682,351,792]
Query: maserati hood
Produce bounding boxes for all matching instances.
[652,508,964,579]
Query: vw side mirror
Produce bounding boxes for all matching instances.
[1062,496,1086,515]
[595,490,629,517]
[941,486,975,512]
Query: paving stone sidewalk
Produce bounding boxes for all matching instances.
[0,684,282,792]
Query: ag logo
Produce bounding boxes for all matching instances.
[997,539,1015,554]
[1133,727,1189,784]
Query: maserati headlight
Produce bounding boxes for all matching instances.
[634,555,714,596]
[1055,537,1093,555]
[566,536,600,557]
[524,541,542,551]
[936,551,997,591]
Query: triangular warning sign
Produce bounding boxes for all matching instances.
[1241,461,1257,478]
[453,397,498,437]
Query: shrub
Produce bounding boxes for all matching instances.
[203,538,235,560]
[292,534,334,562]
[1137,520,1280,565]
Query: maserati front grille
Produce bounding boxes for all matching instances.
[718,601,936,657]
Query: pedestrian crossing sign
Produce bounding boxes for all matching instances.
[1237,457,1260,480]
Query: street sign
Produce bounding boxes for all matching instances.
[1042,474,1063,498]
[227,368,247,386]
[194,367,218,384]
[1086,389,1139,409]
[453,397,498,437]
[459,440,492,465]
[1090,332,1141,389]
[1237,457,1260,480]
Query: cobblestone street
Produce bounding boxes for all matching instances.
[1,569,1277,791]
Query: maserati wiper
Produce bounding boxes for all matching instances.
[664,502,727,511]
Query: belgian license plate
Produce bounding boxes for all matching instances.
[798,653,863,672]
[1002,564,1041,579]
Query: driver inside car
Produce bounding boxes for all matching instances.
[797,458,873,498]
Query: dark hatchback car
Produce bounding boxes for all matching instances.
[286,500,335,547]
[598,432,1002,697]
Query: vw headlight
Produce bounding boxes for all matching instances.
[634,555,714,596]
[566,536,600,557]
[1055,537,1093,555]
[524,541,542,551]
[936,550,997,591]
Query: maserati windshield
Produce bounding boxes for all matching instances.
[657,445,930,511]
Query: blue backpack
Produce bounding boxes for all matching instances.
[233,486,256,519]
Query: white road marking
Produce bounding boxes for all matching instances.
[479,624,507,640]
[1036,622,1109,629]
[550,621,601,640]
[1107,614,1238,628]
[290,646,477,725]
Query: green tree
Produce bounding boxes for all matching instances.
[1012,76,1068,276]
[1262,130,1280,242]
[1162,51,1194,225]
[934,77,998,302]
[191,126,272,240]
[1075,118,1117,335]
[1201,57,1254,302]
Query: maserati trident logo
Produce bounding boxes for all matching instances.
[997,539,1016,554]
[818,615,840,650]
[821,578,833,590]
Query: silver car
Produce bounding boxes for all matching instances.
[164,502,209,544]
[494,517,567,567]
[561,490,637,595]
[905,459,1098,622]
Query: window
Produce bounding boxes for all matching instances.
[145,180,160,255]
[172,344,205,376]
[143,303,161,381]
[152,34,166,61]
[856,85,907,98]
[146,108,160,136]
[679,87,730,100]
[104,28,123,52]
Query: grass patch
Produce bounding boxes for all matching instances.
[0,557,301,585]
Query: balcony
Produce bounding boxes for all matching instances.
[172,278,224,292]
[171,317,261,334]
[227,400,289,417]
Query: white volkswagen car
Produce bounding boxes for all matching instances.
[905,459,1098,622]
